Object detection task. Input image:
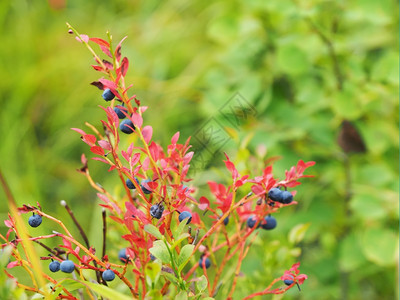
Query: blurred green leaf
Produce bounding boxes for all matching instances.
[145,261,161,286]
[362,227,398,266]
[288,223,311,244]
[339,232,366,272]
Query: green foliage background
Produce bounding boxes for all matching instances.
[0,0,398,299]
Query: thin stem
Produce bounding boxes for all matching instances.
[102,209,107,259]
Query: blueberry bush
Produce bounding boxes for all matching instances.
[0,1,398,299]
[0,25,315,299]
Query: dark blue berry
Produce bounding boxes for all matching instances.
[126,177,139,189]
[150,204,164,219]
[141,179,152,194]
[247,216,258,229]
[179,211,192,224]
[102,269,116,281]
[150,254,156,261]
[284,279,294,285]
[283,275,294,285]
[119,119,135,134]
[49,260,60,272]
[268,188,283,202]
[281,191,293,204]
[114,105,127,119]
[261,215,277,230]
[60,260,75,273]
[118,248,128,262]
[28,214,42,228]
[102,88,115,101]
[223,216,229,226]
[199,257,211,269]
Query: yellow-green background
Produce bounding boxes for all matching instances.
[0,0,398,299]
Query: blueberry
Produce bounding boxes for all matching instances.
[150,204,164,219]
[102,88,115,101]
[102,269,116,282]
[178,211,192,224]
[198,257,211,269]
[114,105,127,119]
[60,260,75,273]
[141,179,152,194]
[150,254,156,261]
[126,177,139,190]
[284,279,294,285]
[261,215,277,230]
[283,275,294,286]
[49,260,60,272]
[223,216,229,226]
[247,216,258,229]
[118,248,128,262]
[280,191,293,204]
[268,188,283,202]
[28,214,42,228]
[119,119,135,134]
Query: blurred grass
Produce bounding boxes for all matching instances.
[0,0,398,299]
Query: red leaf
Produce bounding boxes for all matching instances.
[251,184,265,196]
[131,112,143,128]
[115,36,128,62]
[100,46,112,58]
[89,37,109,48]
[98,140,112,151]
[7,261,19,269]
[71,128,86,135]
[99,78,117,90]
[183,152,194,164]
[90,146,105,156]
[91,157,109,164]
[142,126,153,144]
[4,219,13,228]
[82,134,96,146]
[91,65,104,72]
[103,59,113,70]
[171,132,180,144]
[108,165,116,172]
[109,216,124,224]
[198,196,209,211]
[121,57,129,77]
[131,152,141,167]
[76,34,89,43]
[90,81,104,90]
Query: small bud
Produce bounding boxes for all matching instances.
[60,200,67,207]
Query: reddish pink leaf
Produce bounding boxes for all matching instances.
[99,78,117,90]
[142,126,153,144]
[4,219,13,228]
[251,184,265,196]
[108,165,116,172]
[91,157,109,164]
[89,37,109,48]
[147,181,158,190]
[148,142,159,162]
[171,132,180,144]
[90,146,104,156]
[142,157,150,172]
[91,65,104,72]
[100,45,112,58]
[131,112,143,128]
[7,261,19,269]
[131,153,141,166]
[183,152,194,164]
[121,57,129,77]
[82,134,96,146]
[198,196,209,210]
[103,59,113,70]
[115,36,128,62]
[109,216,124,224]
[90,81,104,90]
[76,34,89,43]
[98,140,112,151]
[71,128,86,135]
